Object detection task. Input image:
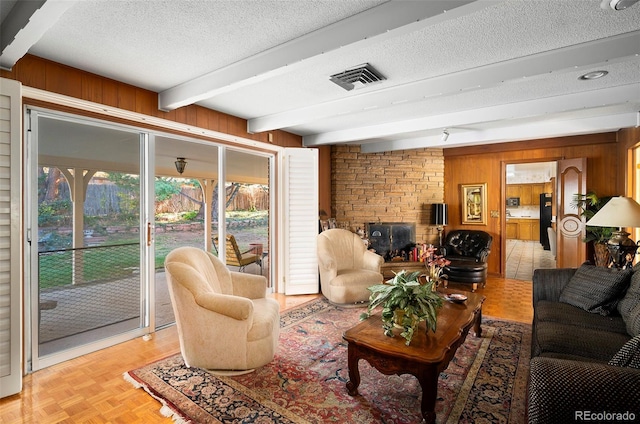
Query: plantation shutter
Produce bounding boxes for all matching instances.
[282,148,319,295]
[0,78,22,398]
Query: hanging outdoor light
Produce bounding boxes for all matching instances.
[175,157,187,175]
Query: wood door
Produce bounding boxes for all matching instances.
[556,158,587,268]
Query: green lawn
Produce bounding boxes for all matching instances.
[39,243,140,289]
[39,210,269,288]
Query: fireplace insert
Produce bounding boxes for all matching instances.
[367,222,416,261]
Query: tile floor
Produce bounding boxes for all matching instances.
[505,239,556,281]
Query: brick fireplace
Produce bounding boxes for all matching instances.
[331,145,445,246]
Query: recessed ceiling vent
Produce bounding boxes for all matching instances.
[330,63,386,91]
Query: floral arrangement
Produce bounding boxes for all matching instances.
[421,244,451,288]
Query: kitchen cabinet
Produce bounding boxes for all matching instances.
[531,184,545,204]
[519,220,533,240]
[506,185,521,199]
[506,183,546,205]
[506,218,540,241]
[519,185,533,205]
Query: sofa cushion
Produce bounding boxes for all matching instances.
[559,263,632,316]
[609,335,640,369]
[535,300,628,334]
[623,304,640,337]
[618,269,640,336]
[538,352,606,363]
[535,320,630,363]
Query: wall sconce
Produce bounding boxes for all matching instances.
[441,129,449,142]
[175,157,187,175]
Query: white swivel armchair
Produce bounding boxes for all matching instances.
[317,228,384,305]
[164,246,280,371]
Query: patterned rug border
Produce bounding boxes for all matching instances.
[482,313,532,424]
[125,298,532,423]
[123,368,192,424]
[445,326,494,424]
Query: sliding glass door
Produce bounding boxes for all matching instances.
[28,111,151,369]
[26,109,277,369]
[223,149,271,283]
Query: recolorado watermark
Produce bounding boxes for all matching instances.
[575,411,637,422]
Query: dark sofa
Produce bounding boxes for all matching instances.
[528,264,640,423]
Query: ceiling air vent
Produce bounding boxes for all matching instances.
[330,63,386,91]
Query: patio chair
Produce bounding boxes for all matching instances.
[213,234,261,272]
[164,246,279,371]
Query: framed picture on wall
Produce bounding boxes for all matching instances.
[461,183,487,225]
[319,220,329,232]
[328,218,337,229]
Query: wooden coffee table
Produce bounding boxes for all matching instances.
[342,289,485,424]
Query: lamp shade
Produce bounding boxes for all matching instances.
[586,197,640,228]
[433,203,448,226]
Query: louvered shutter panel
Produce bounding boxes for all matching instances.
[0,78,22,397]
[283,148,319,295]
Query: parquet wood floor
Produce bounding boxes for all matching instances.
[0,278,530,423]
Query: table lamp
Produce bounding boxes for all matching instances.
[586,196,640,268]
[433,203,448,246]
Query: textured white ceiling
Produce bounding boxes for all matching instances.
[2,0,640,153]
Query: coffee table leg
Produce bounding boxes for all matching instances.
[473,308,482,337]
[345,343,361,396]
[416,366,439,424]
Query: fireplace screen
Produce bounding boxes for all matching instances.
[367,222,416,261]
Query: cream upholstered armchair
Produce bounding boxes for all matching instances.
[164,246,280,371]
[317,228,384,305]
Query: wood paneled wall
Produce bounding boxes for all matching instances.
[317,145,332,217]
[617,127,640,196]
[444,133,619,276]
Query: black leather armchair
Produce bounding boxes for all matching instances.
[441,230,493,291]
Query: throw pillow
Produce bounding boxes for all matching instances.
[559,262,632,316]
[618,269,640,336]
[608,335,640,369]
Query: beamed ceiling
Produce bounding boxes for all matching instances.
[1,0,639,154]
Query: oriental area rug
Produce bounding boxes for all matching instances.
[125,298,531,423]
